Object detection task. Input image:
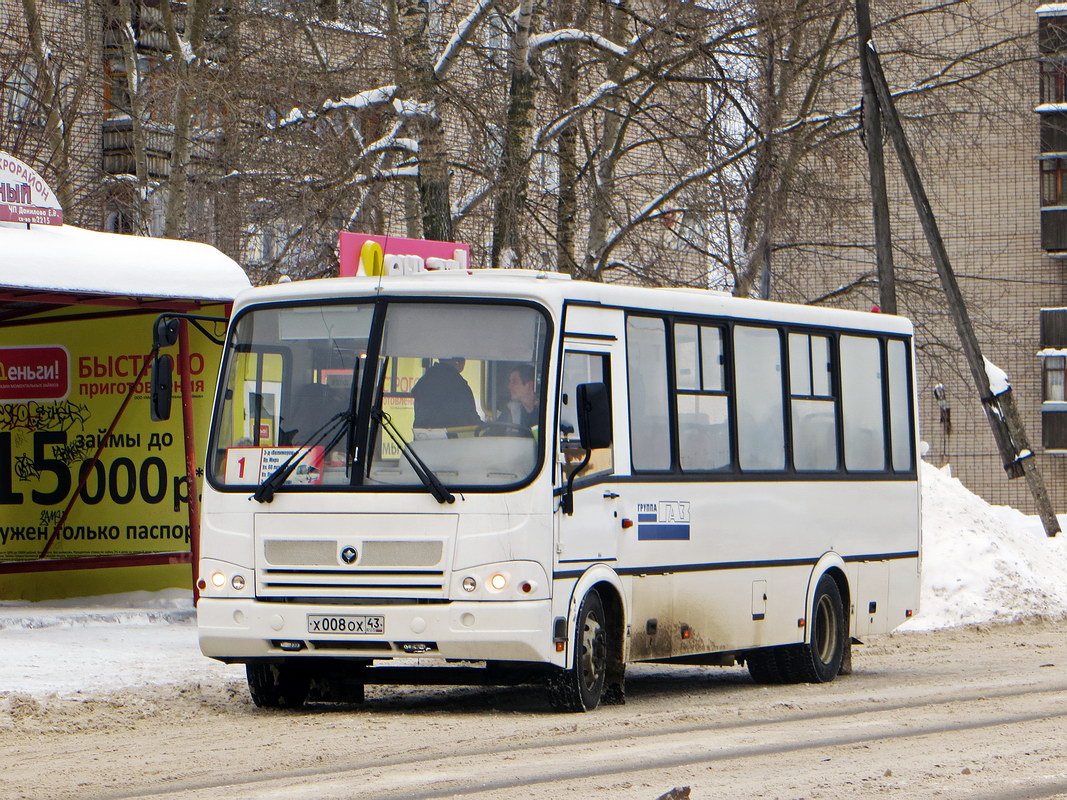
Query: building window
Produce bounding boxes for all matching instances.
[1040,15,1067,55]
[1041,60,1067,104]
[1041,158,1067,206]
[1038,308,1067,451]
[1041,353,1067,451]
[103,55,130,119]
[105,208,135,234]
[1038,12,1067,251]
[1044,355,1066,401]
[4,60,43,126]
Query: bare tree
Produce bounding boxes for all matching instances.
[20,0,74,210]
[158,0,211,238]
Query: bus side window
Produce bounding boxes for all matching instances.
[559,352,613,479]
[626,316,671,470]
[840,335,886,471]
[789,333,838,471]
[887,339,914,472]
[675,323,731,471]
[734,326,786,471]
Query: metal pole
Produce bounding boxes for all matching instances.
[855,0,897,314]
[178,320,204,597]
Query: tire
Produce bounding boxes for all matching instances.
[546,590,609,712]
[746,646,787,684]
[246,662,311,709]
[308,675,366,704]
[779,574,847,684]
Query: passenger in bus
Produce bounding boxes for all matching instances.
[412,357,482,429]
[500,363,539,428]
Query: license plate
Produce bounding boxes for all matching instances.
[307,614,385,635]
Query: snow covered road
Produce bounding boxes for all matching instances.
[4,622,1067,800]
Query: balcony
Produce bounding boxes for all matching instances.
[102,117,216,179]
[103,16,171,54]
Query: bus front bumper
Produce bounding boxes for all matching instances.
[197,597,557,664]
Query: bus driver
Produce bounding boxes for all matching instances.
[412,357,481,429]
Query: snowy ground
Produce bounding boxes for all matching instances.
[3,461,1066,701]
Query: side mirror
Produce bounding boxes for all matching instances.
[150,354,174,421]
[153,317,180,348]
[576,382,611,450]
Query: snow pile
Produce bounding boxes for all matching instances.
[903,461,1067,630]
[0,588,193,630]
[0,590,242,698]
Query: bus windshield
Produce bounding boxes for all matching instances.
[209,299,549,492]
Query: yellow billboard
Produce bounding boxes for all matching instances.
[0,305,226,600]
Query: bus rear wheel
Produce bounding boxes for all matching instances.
[780,574,846,683]
[746,647,787,684]
[547,590,608,712]
[246,662,311,709]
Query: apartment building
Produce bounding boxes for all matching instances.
[766,0,1067,513]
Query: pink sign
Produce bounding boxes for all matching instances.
[0,152,63,226]
[0,346,70,402]
[338,233,470,277]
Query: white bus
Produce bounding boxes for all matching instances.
[188,269,920,711]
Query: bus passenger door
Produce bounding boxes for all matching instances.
[555,331,625,565]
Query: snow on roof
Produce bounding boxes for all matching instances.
[0,222,250,301]
[1037,3,1067,15]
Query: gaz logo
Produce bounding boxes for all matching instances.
[636,501,691,541]
[659,501,690,523]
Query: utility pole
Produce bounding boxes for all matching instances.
[855,0,897,315]
[862,40,1060,537]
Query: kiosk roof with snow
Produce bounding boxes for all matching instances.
[0,155,248,316]
[0,221,250,319]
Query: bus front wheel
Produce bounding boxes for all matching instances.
[546,590,608,712]
[246,662,311,709]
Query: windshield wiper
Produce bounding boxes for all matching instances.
[253,411,352,504]
[371,408,455,504]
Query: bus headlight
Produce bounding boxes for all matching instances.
[451,562,548,600]
[199,560,252,597]
[489,573,508,591]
